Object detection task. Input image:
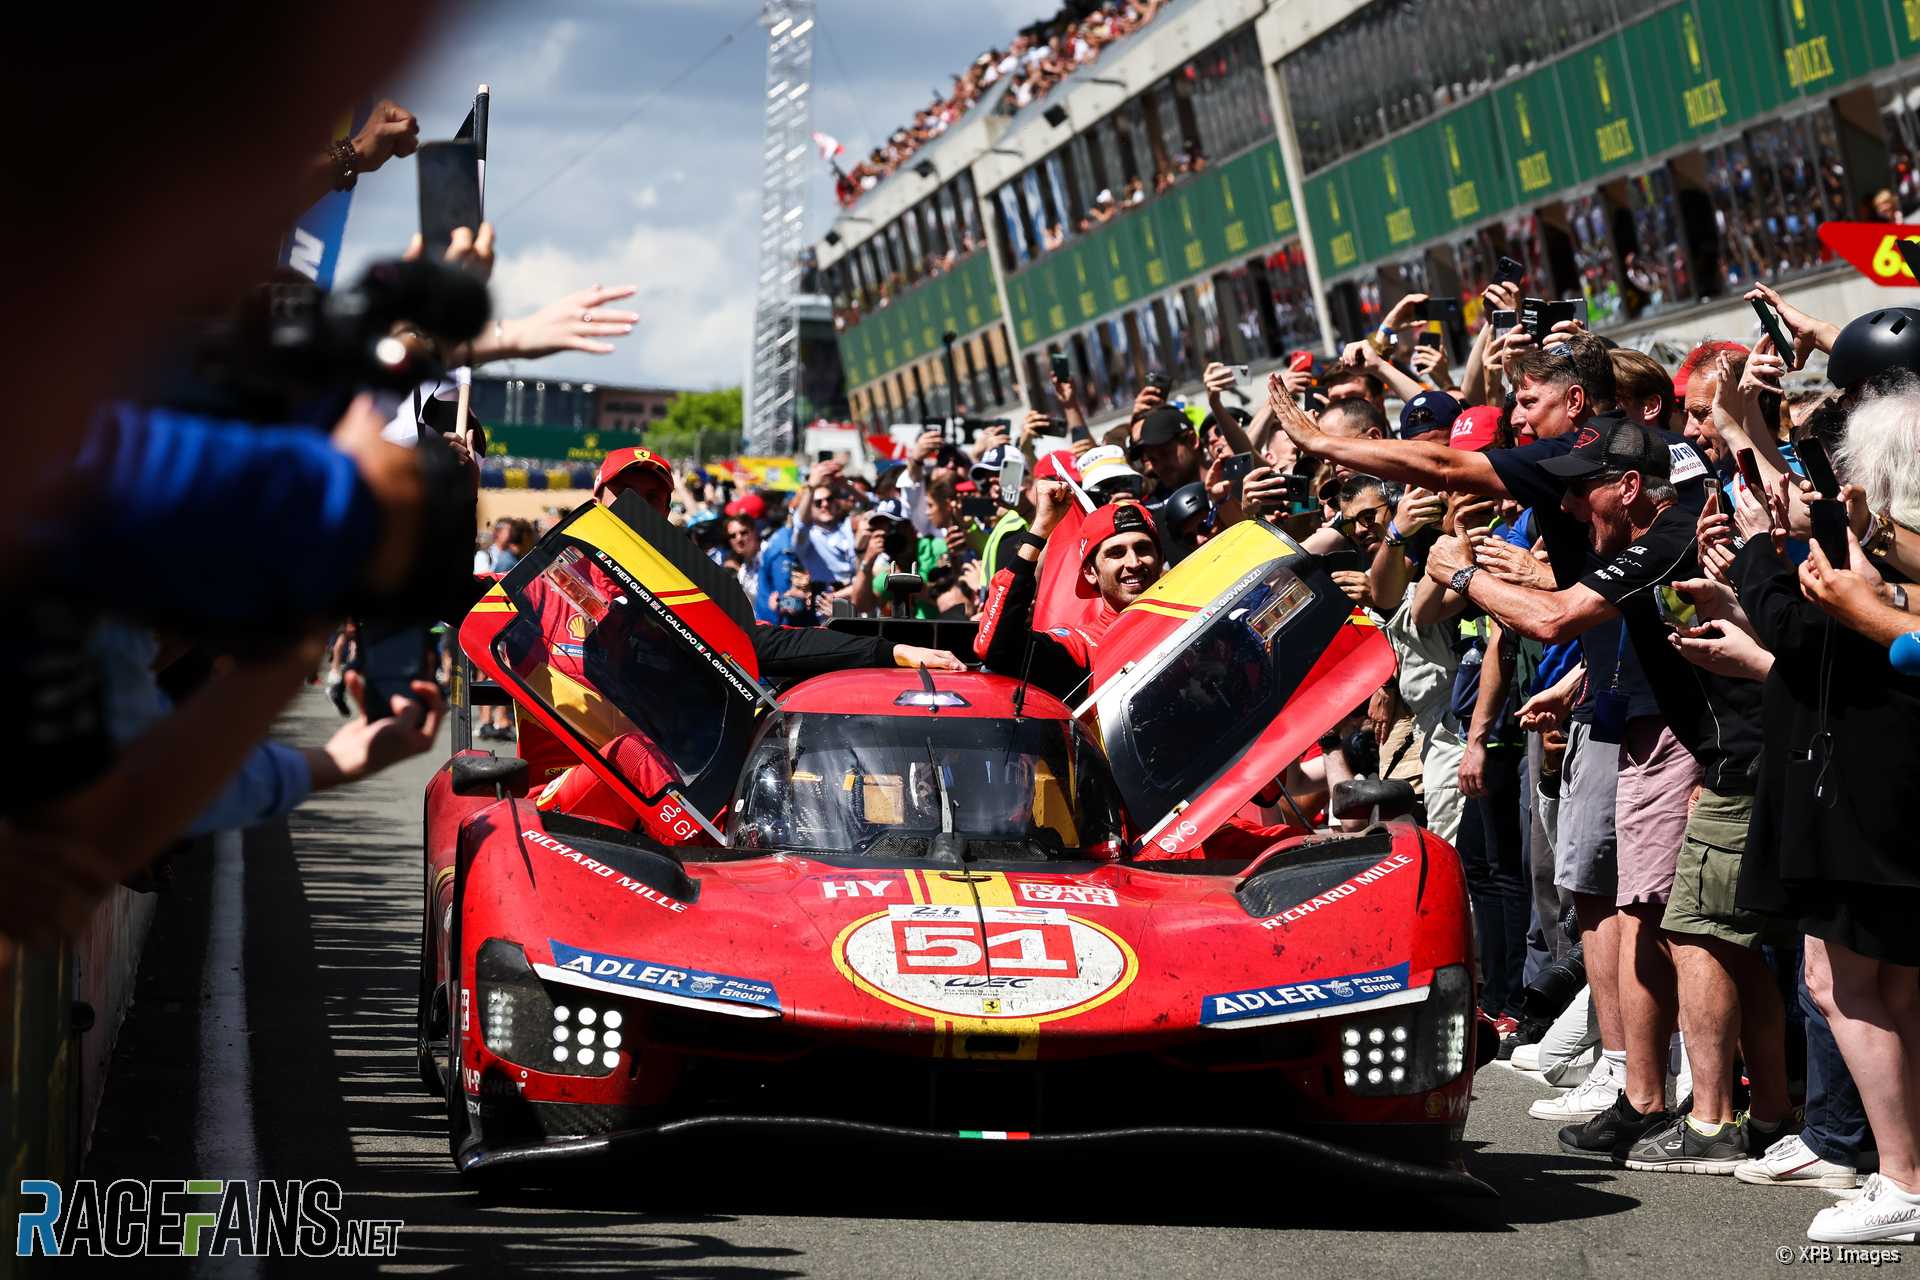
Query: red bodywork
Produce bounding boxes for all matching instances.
[419,501,1481,1186]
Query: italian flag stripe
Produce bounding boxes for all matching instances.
[958,1130,1031,1140]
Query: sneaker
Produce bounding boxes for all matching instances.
[1624,1114,1748,1175]
[1808,1174,1920,1243]
[1558,1092,1673,1160]
[1529,1063,1620,1121]
[1510,1042,1543,1072]
[1735,1134,1861,1190]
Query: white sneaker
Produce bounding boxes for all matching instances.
[1528,1063,1620,1121]
[1510,1042,1543,1072]
[1736,1134,1862,1190]
[1808,1174,1920,1242]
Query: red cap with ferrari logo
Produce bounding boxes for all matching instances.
[1073,499,1159,598]
[593,447,672,497]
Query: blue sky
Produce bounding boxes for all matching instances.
[339,0,1048,391]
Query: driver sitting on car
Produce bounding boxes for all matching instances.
[971,479,1306,864]
[973,479,1162,702]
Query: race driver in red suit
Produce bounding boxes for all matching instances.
[974,478,1159,702]
[973,481,1297,861]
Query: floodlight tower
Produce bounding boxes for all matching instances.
[745,0,815,455]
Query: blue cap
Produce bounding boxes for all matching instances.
[1399,390,1463,439]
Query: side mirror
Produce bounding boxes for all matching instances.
[451,753,531,798]
[1330,777,1417,824]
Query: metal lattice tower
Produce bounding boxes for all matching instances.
[745,0,815,455]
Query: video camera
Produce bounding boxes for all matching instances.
[155,258,491,424]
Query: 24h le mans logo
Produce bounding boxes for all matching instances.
[15,1179,403,1259]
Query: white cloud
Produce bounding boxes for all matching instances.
[630,184,659,211]
[488,188,759,390]
[520,19,582,91]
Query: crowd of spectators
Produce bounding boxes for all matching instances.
[676,268,1920,1244]
[836,0,1168,207]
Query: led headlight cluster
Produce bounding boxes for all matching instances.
[1337,964,1470,1096]
[549,1003,624,1071]
[473,939,625,1078]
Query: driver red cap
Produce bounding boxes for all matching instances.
[594,447,672,496]
[1073,499,1159,598]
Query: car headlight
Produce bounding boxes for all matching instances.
[1336,964,1469,1096]
[475,939,626,1077]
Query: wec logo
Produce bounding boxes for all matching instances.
[15,1179,402,1259]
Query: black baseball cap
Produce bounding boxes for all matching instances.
[1128,407,1194,458]
[1538,416,1671,481]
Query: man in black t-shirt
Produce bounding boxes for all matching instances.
[1270,342,1715,1139]
[1425,419,1788,1172]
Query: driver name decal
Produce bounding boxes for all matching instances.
[1201,962,1412,1027]
[835,903,1135,1022]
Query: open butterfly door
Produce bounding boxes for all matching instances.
[1081,520,1396,858]
[460,493,766,845]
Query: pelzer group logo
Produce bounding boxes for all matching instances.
[15,1178,403,1259]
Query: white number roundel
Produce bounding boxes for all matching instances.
[838,905,1131,1020]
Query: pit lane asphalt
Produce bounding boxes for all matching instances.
[85,688,1844,1278]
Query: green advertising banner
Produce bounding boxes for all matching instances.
[1309,0,1909,283]
[485,425,646,462]
[1307,169,1361,280]
[1001,141,1303,349]
[1897,0,1920,56]
[838,250,1002,389]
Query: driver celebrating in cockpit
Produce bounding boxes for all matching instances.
[973,479,1163,701]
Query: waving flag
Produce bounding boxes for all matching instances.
[812,131,845,162]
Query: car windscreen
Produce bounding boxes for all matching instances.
[732,712,1123,861]
[494,541,739,800]
[1101,565,1341,826]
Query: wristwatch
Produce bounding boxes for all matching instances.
[1449,565,1480,594]
[1892,583,1911,612]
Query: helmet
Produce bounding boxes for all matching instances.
[1155,481,1209,530]
[1827,307,1920,390]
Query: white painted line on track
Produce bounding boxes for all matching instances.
[195,828,262,1280]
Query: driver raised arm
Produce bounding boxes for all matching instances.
[592,448,962,676]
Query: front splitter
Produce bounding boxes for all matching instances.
[457,1115,1493,1197]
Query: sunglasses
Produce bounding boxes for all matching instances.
[811,496,838,507]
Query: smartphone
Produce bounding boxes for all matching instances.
[1320,547,1366,575]
[1518,297,1546,339]
[1049,350,1071,382]
[1544,298,1580,330]
[417,139,481,262]
[1230,364,1251,379]
[1703,477,1722,512]
[997,451,1026,501]
[1735,447,1766,493]
[959,495,998,521]
[1750,295,1793,358]
[1495,255,1526,286]
[1490,308,1518,333]
[1220,454,1255,483]
[1798,436,1840,499]
[1653,584,1698,632]
[355,620,432,721]
[1412,298,1463,325]
[1145,371,1171,393]
[1810,498,1851,566]
[1287,350,1315,374]
[1415,332,1442,353]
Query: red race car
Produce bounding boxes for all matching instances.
[417,495,1484,1190]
